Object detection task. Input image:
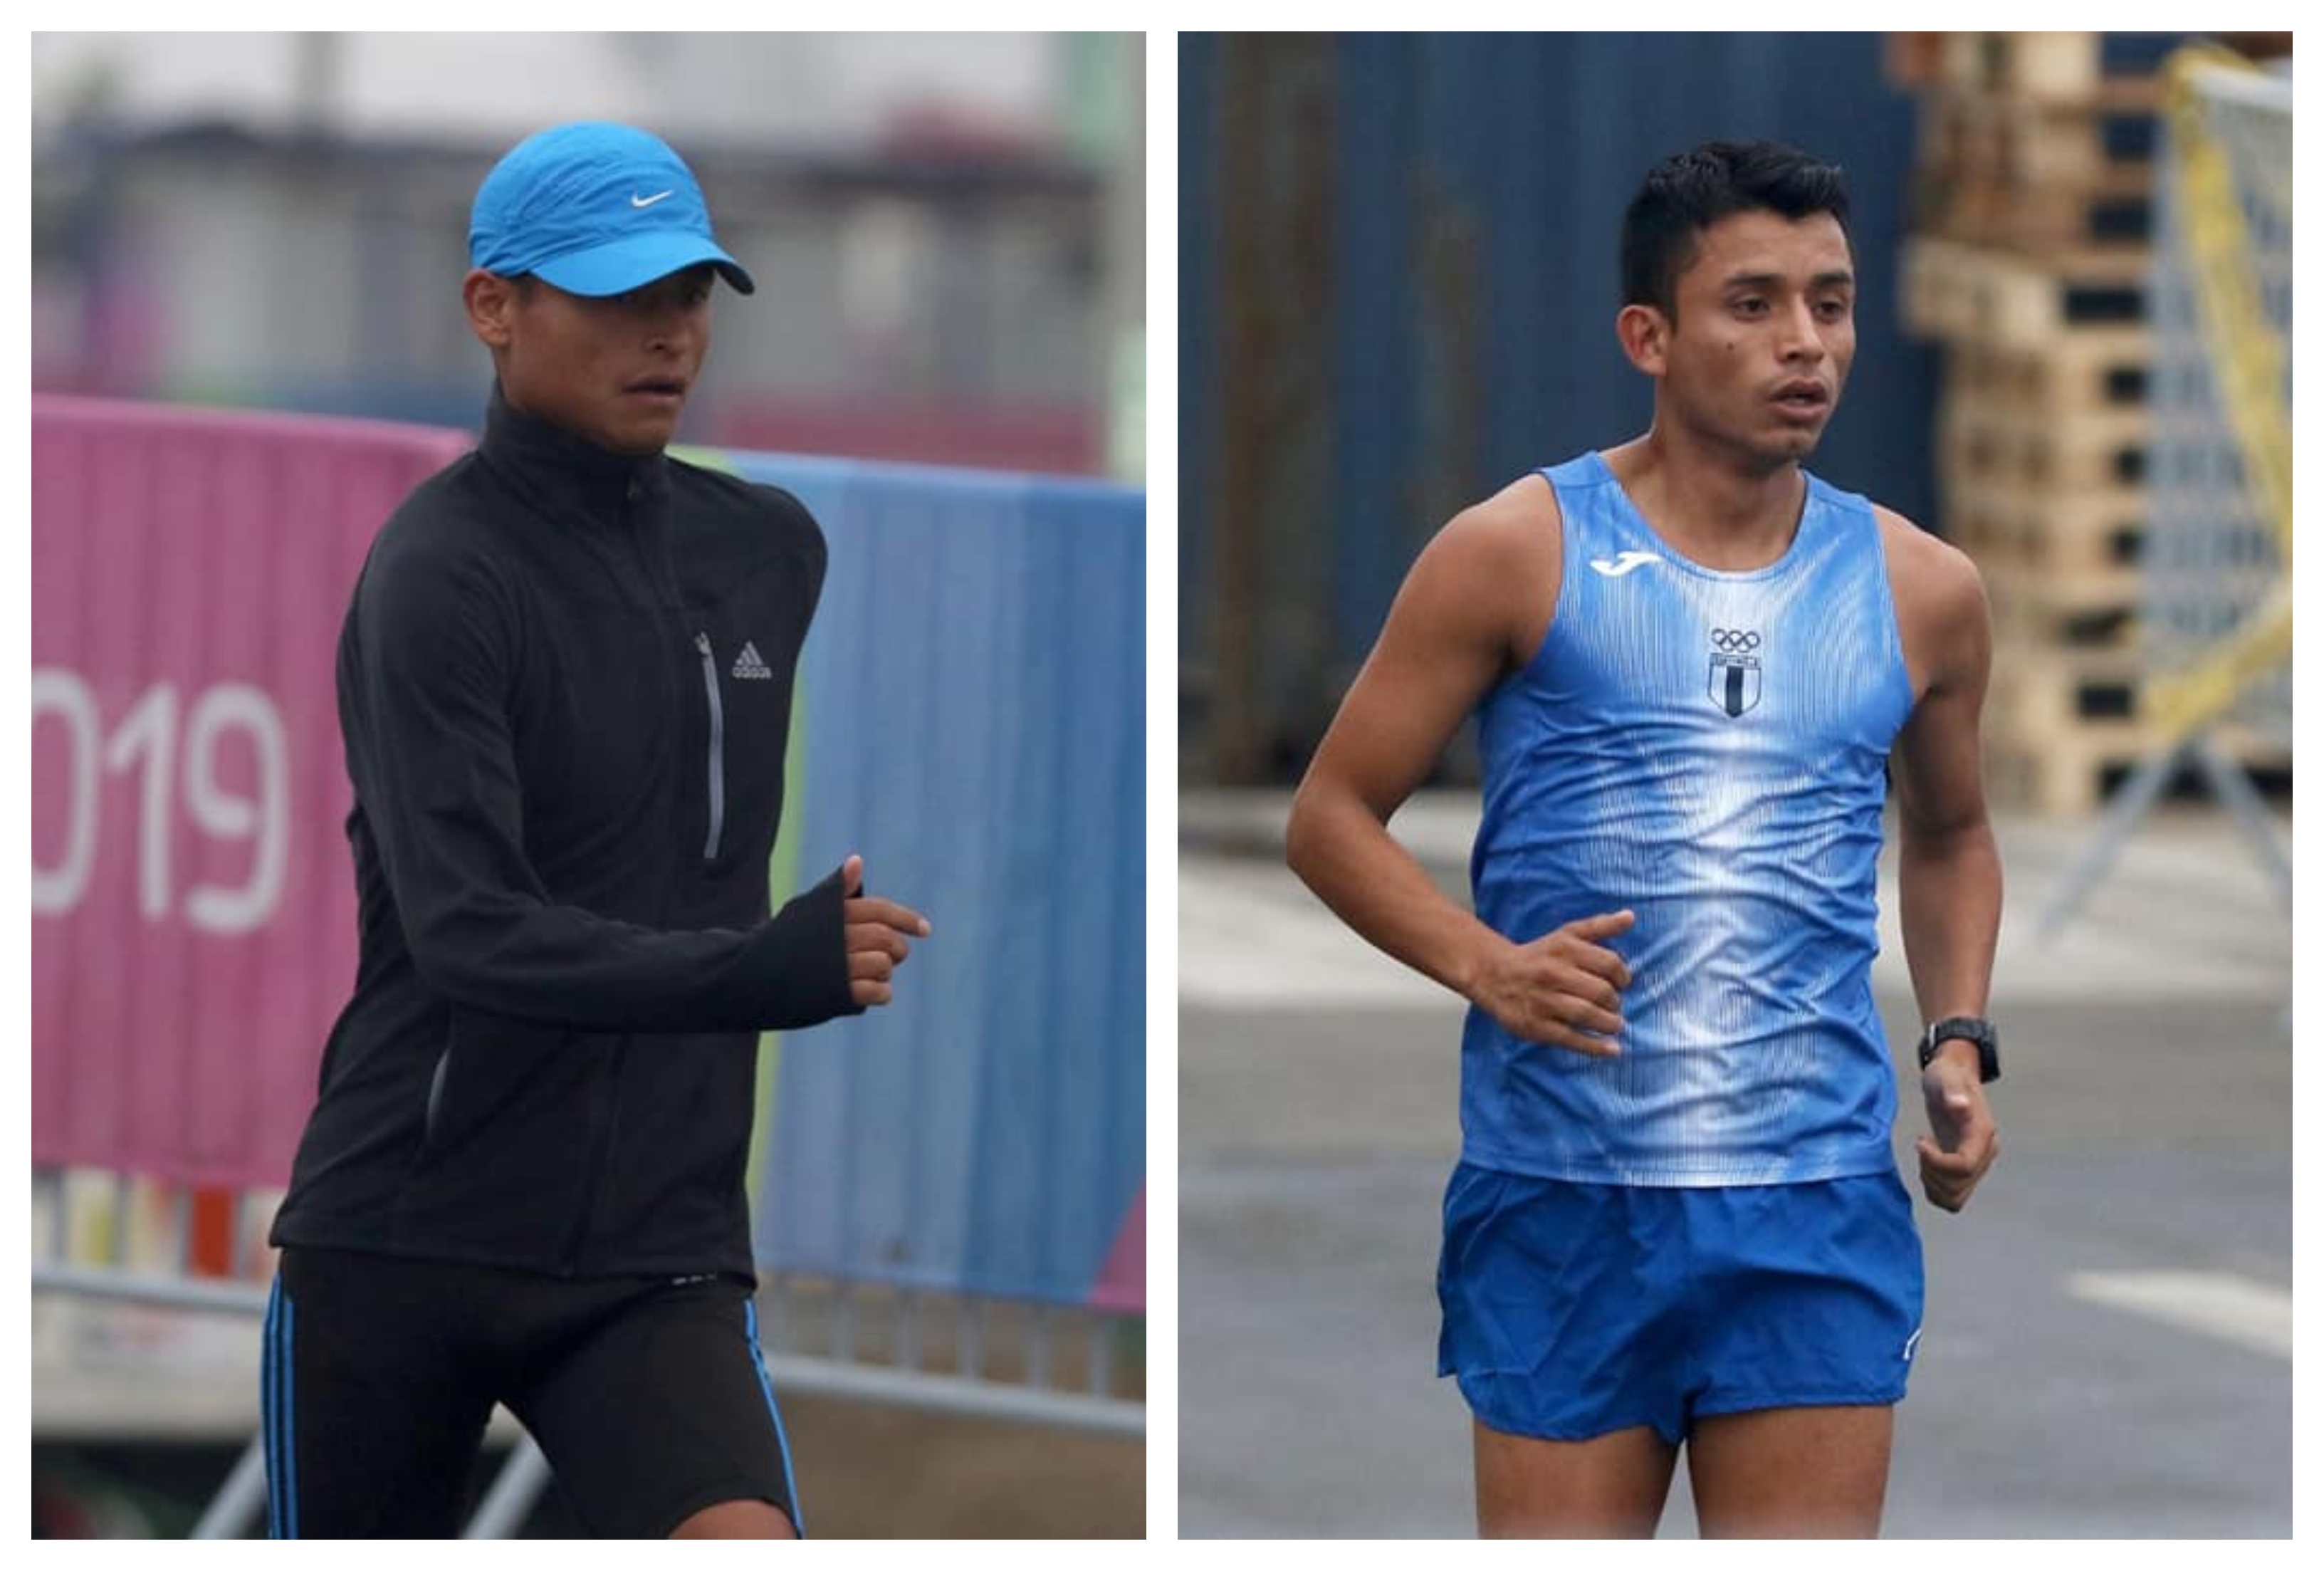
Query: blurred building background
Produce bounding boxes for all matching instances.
[31,32,1144,479]
[1178,31,2289,820]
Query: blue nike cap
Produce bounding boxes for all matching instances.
[469,122,755,297]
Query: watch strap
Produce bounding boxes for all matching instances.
[1918,1016,1999,1083]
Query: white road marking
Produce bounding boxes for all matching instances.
[2065,1270,2292,1361]
[1179,861,1454,1008]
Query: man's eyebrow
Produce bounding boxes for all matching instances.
[1718,269,1856,290]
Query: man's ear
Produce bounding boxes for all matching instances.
[1616,302,1672,378]
[464,269,519,353]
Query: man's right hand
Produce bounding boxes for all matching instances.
[841,855,931,1008]
[1467,909,1635,1057]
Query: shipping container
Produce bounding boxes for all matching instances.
[1181,32,1942,783]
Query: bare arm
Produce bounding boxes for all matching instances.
[1882,508,2004,1210]
[1285,477,1633,1056]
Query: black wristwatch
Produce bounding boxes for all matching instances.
[1917,1016,1999,1083]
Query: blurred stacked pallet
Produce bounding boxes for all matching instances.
[1890,31,2253,815]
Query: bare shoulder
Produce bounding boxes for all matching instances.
[1873,503,1985,621]
[1410,471,1563,664]
[1432,470,1560,564]
[1875,503,1991,699]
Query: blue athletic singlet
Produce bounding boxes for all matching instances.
[1458,452,1917,1186]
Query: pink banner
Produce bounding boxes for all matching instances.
[1089,1187,1146,1314]
[31,397,471,1188]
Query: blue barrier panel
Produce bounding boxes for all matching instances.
[722,452,1146,1308]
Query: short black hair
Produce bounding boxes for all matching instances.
[1620,140,1851,317]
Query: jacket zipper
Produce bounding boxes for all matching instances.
[694,633,726,860]
[560,475,658,1275]
[422,1050,449,1144]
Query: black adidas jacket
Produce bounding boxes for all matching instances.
[270,387,857,1280]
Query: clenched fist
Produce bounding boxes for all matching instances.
[840,855,931,1008]
[1915,1046,1998,1213]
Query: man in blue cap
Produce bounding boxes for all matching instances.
[461,120,760,459]
[263,122,931,1540]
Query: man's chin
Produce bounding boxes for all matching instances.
[1765,426,1824,464]
[602,414,681,458]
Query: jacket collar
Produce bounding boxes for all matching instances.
[478,382,671,528]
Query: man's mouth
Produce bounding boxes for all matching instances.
[1772,382,1829,417]
[625,377,688,402]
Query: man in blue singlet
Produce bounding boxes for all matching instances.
[1286,140,2002,1538]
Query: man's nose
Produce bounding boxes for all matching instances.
[1776,300,1828,362]
[640,302,698,350]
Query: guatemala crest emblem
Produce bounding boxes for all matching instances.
[1707,627,1762,717]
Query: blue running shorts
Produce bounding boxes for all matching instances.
[1436,1164,1925,1446]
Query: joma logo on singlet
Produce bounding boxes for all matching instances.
[1588,549,1663,577]
[1707,627,1763,716]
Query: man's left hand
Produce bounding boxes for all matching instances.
[1914,1044,1997,1214]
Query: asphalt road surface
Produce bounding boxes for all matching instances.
[1178,795,2293,1538]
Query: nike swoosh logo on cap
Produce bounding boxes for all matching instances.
[630,190,674,208]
